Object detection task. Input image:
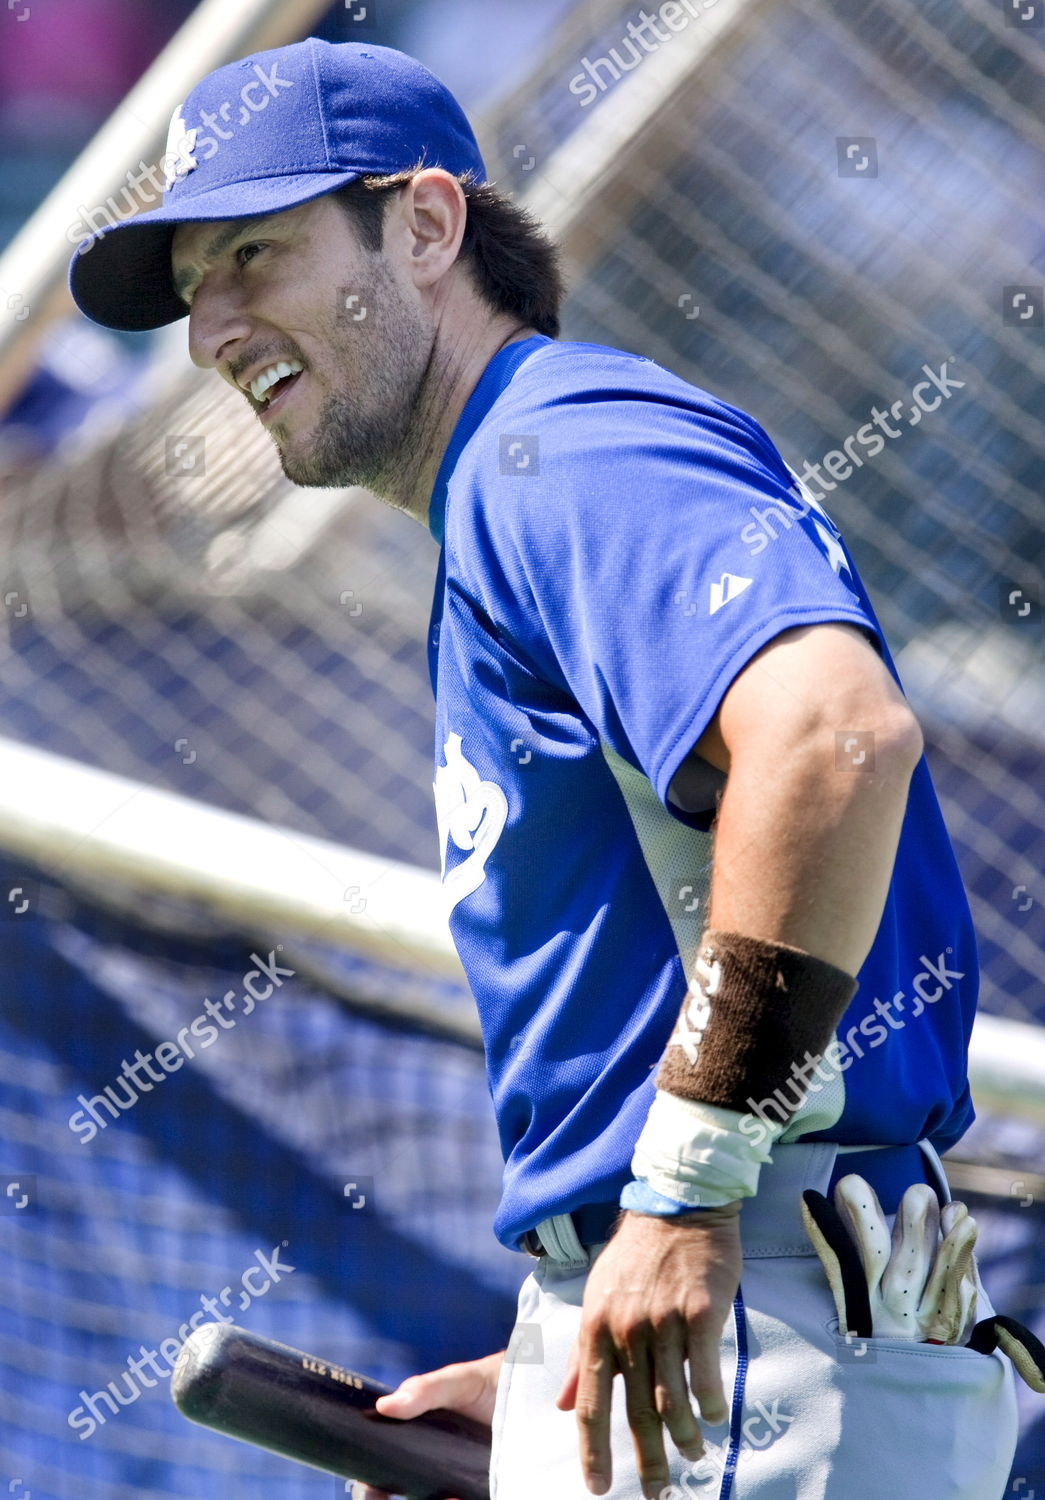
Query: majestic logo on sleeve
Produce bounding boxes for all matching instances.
[433,733,508,913]
[709,573,753,615]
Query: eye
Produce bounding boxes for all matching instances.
[235,241,266,267]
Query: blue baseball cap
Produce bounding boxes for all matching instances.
[68,38,487,332]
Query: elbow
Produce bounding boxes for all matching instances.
[831,698,923,786]
[878,702,924,778]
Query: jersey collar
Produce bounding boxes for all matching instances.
[427,333,551,545]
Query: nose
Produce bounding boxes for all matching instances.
[186,275,253,372]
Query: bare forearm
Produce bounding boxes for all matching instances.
[706,711,923,976]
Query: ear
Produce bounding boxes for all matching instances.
[394,169,468,289]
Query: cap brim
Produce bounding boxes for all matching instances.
[69,170,364,333]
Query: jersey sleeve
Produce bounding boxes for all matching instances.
[460,382,882,826]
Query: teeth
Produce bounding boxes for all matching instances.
[249,359,303,403]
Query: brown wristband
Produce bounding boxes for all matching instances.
[655,929,858,1119]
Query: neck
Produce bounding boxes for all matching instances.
[373,315,539,527]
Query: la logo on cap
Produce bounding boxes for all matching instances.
[163,110,199,192]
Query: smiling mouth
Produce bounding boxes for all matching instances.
[257,369,303,421]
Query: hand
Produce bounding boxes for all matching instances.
[348,1350,503,1500]
[556,1206,742,1499]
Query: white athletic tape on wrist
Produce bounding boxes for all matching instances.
[630,1090,786,1206]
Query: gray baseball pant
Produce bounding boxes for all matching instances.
[490,1141,1018,1499]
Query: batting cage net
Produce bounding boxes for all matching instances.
[0,0,1042,1495]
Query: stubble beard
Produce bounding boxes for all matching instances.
[268,261,436,505]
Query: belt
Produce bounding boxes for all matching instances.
[520,1199,621,1258]
[519,1141,940,1259]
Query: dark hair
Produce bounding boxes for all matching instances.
[329,168,565,339]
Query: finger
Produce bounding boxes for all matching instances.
[801,1188,870,1337]
[573,1335,617,1496]
[651,1330,705,1463]
[940,1199,968,1235]
[687,1327,729,1426]
[833,1175,891,1296]
[620,1341,672,1500]
[374,1376,429,1417]
[880,1184,939,1326]
[375,1361,485,1420]
[556,1338,581,1411]
[921,1212,978,1344]
[890,1182,939,1267]
[954,1271,978,1346]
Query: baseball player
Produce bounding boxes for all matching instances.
[69,38,1034,1500]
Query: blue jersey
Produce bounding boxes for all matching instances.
[426,335,977,1253]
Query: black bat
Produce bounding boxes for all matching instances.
[170,1323,491,1500]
